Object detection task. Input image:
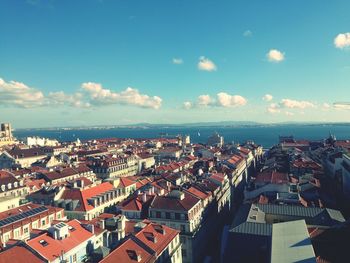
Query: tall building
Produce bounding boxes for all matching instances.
[0,123,14,146]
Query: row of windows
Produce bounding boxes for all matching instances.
[2,212,61,242]
[150,210,188,221]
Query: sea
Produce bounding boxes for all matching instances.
[12,124,350,148]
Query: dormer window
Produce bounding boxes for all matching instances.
[126,250,142,262]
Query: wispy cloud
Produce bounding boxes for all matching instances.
[266,49,285,63]
[172,58,183,64]
[262,94,273,102]
[334,33,350,49]
[267,103,281,113]
[333,102,350,110]
[183,101,192,110]
[267,98,315,114]
[243,30,253,37]
[198,56,217,71]
[279,99,315,109]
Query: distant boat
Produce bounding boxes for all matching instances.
[198,132,201,136]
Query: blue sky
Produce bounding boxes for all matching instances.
[0,0,350,128]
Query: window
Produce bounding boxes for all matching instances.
[72,254,77,262]
[175,213,180,220]
[14,229,20,239]
[3,234,10,242]
[156,211,161,218]
[165,212,171,219]
[41,219,46,226]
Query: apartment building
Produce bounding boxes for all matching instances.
[149,190,202,263]
[0,203,64,245]
[101,219,182,263]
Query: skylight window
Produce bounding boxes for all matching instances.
[39,239,49,247]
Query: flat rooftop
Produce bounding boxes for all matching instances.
[271,220,316,263]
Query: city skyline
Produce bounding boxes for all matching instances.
[1,0,350,128]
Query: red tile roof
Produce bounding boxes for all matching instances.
[8,148,46,159]
[120,177,136,188]
[134,223,179,255]
[101,238,155,263]
[255,171,289,185]
[101,220,179,263]
[0,170,20,184]
[0,246,44,263]
[61,182,114,211]
[186,187,211,200]
[150,192,200,212]
[26,220,94,262]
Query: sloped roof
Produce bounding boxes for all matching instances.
[150,192,200,212]
[230,222,272,236]
[61,182,114,211]
[0,246,45,263]
[26,220,94,262]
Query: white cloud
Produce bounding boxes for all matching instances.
[216,92,247,107]
[198,56,217,71]
[47,91,90,108]
[280,99,315,109]
[262,94,273,102]
[334,33,350,49]
[81,82,162,109]
[243,30,252,37]
[334,102,350,110]
[267,103,281,113]
[183,101,192,110]
[0,78,45,108]
[0,77,162,110]
[172,58,183,64]
[267,49,285,63]
[197,94,212,106]
[184,92,247,109]
[322,103,331,110]
[285,111,294,116]
[267,99,315,114]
